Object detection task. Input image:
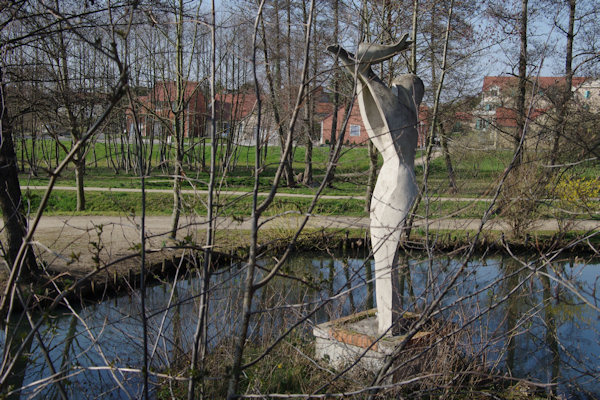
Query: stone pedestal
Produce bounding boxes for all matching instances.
[313,309,432,371]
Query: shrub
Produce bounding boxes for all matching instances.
[553,176,600,209]
[499,163,547,239]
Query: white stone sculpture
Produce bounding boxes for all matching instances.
[328,34,423,336]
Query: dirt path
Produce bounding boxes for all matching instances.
[25,185,486,202]
[4,214,598,276]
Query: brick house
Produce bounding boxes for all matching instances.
[212,91,261,141]
[126,83,341,145]
[320,102,367,145]
[215,86,335,145]
[320,101,429,147]
[126,81,207,138]
[475,75,598,146]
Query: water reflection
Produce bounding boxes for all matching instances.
[1,317,33,400]
[2,252,598,398]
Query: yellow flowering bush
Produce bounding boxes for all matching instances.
[554,177,600,209]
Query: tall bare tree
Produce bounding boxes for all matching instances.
[0,65,39,281]
[515,0,528,165]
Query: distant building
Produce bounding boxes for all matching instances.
[320,102,367,145]
[577,79,600,111]
[451,111,476,133]
[320,101,429,148]
[475,75,599,147]
[211,91,263,142]
[219,85,335,146]
[311,86,336,121]
[126,81,207,138]
[126,82,338,145]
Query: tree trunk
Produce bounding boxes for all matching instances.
[439,123,457,193]
[170,0,185,239]
[145,128,154,177]
[273,0,294,187]
[170,139,183,239]
[410,0,419,74]
[74,154,86,211]
[0,69,39,280]
[550,0,575,167]
[92,140,98,168]
[30,126,38,175]
[301,0,313,186]
[106,133,117,173]
[303,135,313,185]
[55,138,59,168]
[19,121,26,172]
[187,3,217,396]
[515,0,528,165]
[282,139,295,187]
[325,0,340,188]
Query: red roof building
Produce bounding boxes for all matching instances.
[320,101,429,147]
[482,76,587,94]
[213,92,258,122]
[478,75,591,132]
[126,81,207,138]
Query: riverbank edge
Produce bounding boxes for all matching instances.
[4,226,599,314]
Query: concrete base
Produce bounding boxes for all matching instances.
[313,309,432,371]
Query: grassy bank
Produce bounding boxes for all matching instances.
[20,188,599,221]
[17,138,530,198]
[19,144,600,200]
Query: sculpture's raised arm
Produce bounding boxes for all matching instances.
[327,34,411,84]
[355,33,411,64]
[325,44,363,77]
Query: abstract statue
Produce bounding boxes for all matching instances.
[327,34,423,335]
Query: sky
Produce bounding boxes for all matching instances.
[204,0,598,95]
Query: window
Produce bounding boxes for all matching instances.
[350,124,361,137]
[222,122,230,137]
[585,90,591,99]
[485,104,492,111]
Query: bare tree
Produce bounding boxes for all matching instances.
[0,3,131,397]
[405,0,459,237]
[25,0,122,211]
[0,65,39,281]
[226,0,317,395]
[515,0,528,165]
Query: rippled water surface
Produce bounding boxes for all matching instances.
[2,251,599,399]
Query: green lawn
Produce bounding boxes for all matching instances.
[21,187,598,220]
[14,138,600,218]
[18,138,499,197]
[17,139,378,195]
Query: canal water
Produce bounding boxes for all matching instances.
[2,251,599,399]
